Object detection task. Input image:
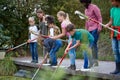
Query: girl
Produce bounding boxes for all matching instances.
[51,11,76,70]
[28,17,39,63]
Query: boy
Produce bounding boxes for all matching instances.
[43,38,62,66]
[28,17,39,63]
[45,15,61,37]
[65,24,94,69]
[105,0,120,74]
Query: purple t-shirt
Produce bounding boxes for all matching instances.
[85,4,102,31]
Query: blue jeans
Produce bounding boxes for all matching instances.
[83,45,93,69]
[112,37,120,63]
[49,40,62,65]
[30,42,38,62]
[83,51,88,68]
[90,29,99,60]
[68,37,76,65]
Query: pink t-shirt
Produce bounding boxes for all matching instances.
[85,4,102,31]
[61,20,71,37]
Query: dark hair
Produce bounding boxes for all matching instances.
[80,0,91,3]
[66,24,75,32]
[45,15,55,24]
[80,0,91,8]
[116,0,120,2]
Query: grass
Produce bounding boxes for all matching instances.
[0,57,17,76]
[0,76,30,80]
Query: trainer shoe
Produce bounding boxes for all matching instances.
[68,64,76,70]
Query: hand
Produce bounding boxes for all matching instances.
[50,36,56,40]
[29,30,32,33]
[27,39,31,43]
[43,16,46,22]
[104,24,109,28]
[98,27,102,33]
[65,48,70,53]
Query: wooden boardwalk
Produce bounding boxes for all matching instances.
[13,57,120,80]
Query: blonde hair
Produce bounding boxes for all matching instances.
[57,11,70,21]
[28,17,35,21]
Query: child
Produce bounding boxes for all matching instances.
[65,24,94,69]
[45,15,61,37]
[51,11,76,70]
[43,38,62,66]
[105,0,120,74]
[28,17,39,63]
[41,15,61,64]
[80,0,102,66]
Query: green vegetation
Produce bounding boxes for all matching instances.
[0,57,17,76]
[0,67,106,80]
[0,76,30,80]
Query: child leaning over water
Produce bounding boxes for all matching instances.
[42,38,62,66]
[65,24,94,69]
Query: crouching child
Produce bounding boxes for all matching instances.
[42,38,62,66]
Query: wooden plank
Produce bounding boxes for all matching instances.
[14,60,120,80]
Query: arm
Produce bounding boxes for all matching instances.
[105,18,112,27]
[88,32,94,46]
[70,40,80,50]
[94,6,102,32]
[29,26,39,36]
[85,21,88,30]
[51,28,66,39]
[65,40,80,53]
[85,11,88,30]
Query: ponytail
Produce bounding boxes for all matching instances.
[66,13,70,21]
[57,11,70,20]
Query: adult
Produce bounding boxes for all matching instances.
[36,9,48,63]
[80,0,102,66]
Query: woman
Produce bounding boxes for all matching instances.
[80,0,102,66]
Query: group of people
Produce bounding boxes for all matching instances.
[27,0,120,75]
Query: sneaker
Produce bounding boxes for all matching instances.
[68,65,76,70]
[93,61,99,67]
[34,60,38,63]
[31,60,35,63]
[50,63,57,66]
[31,60,38,63]
[80,67,91,71]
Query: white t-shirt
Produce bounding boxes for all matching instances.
[49,28,54,37]
[29,25,38,42]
